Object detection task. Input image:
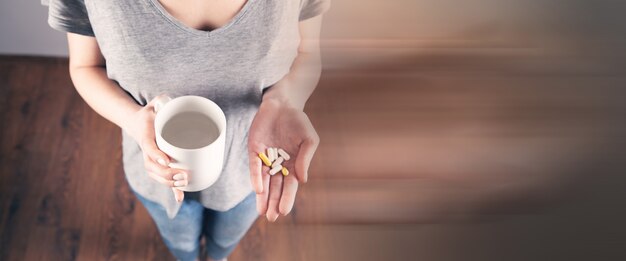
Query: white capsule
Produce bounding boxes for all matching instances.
[271,148,278,161]
[269,164,282,175]
[272,157,284,168]
[274,148,279,160]
[267,148,275,162]
[277,148,290,161]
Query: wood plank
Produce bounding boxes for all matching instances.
[1,47,626,261]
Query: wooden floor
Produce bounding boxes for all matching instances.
[1,46,626,260]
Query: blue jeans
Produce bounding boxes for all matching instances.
[134,191,258,260]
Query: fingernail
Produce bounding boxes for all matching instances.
[174,180,186,187]
[157,158,167,166]
[266,212,278,222]
[173,173,185,181]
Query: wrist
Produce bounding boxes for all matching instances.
[262,86,306,111]
[120,105,143,139]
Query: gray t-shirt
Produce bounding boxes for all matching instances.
[43,0,330,218]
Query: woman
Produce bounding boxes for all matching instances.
[45,0,328,260]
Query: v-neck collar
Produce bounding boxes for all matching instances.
[147,0,256,37]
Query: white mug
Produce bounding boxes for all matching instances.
[153,95,226,192]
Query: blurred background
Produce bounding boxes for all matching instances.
[2,0,626,260]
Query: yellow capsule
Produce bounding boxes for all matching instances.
[258,152,272,166]
[281,167,289,176]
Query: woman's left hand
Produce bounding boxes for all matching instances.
[248,98,320,222]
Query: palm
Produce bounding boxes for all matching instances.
[250,104,307,168]
[248,99,319,221]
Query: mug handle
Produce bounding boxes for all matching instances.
[153,95,172,113]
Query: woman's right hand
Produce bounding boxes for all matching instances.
[124,95,187,202]
[65,33,186,202]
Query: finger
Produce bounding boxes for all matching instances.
[146,93,170,110]
[144,156,187,181]
[172,188,184,203]
[279,174,299,215]
[147,171,188,188]
[142,138,170,167]
[295,135,319,183]
[249,152,263,194]
[256,173,270,215]
[147,172,174,187]
[255,194,264,216]
[266,174,284,222]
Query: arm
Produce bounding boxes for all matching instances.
[67,33,188,202]
[248,16,324,221]
[67,33,141,130]
[261,15,324,110]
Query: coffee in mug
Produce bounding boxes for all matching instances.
[161,111,220,149]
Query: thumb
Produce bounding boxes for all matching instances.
[143,138,170,167]
[172,188,184,203]
[147,94,171,112]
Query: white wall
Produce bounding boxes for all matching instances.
[0,0,68,57]
[1,0,624,58]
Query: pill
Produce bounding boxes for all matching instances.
[277,148,290,161]
[281,167,289,176]
[258,152,271,166]
[267,148,275,162]
[272,156,284,168]
[271,148,278,161]
[269,164,282,175]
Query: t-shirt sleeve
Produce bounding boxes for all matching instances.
[299,0,331,21]
[41,0,95,37]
